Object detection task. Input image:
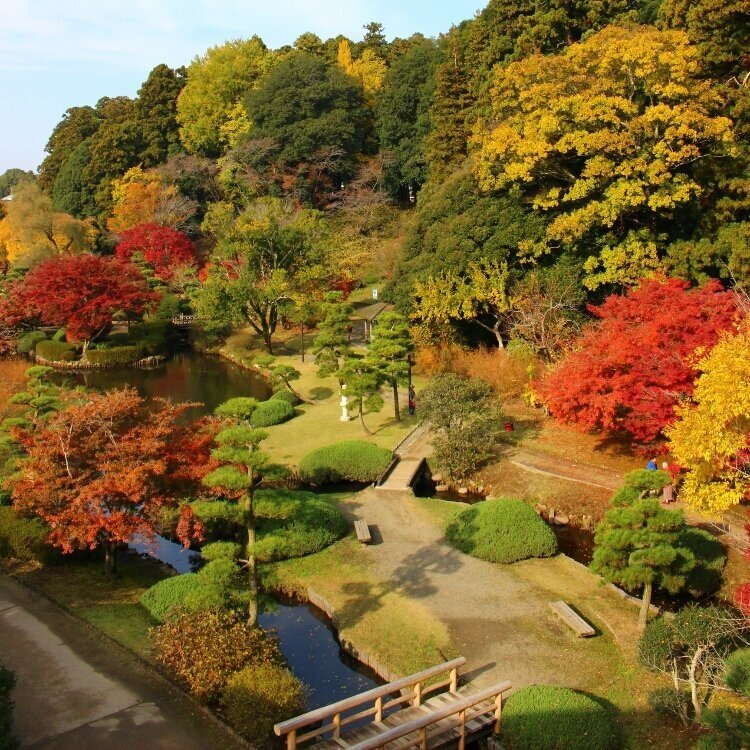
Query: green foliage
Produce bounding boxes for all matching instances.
[694,707,750,750]
[312,293,355,379]
[214,398,258,421]
[35,340,77,362]
[0,507,55,563]
[0,666,17,750]
[140,574,204,622]
[648,686,693,723]
[201,541,241,562]
[623,469,672,493]
[501,685,619,750]
[251,398,295,427]
[725,648,750,697]
[253,489,347,562]
[187,500,244,539]
[678,528,726,598]
[16,331,47,354]
[446,498,558,563]
[83,345,143,366]
[52,328,66,342]
[270,389,298,406]
[51,141,97,218]
[0,168,33,198]
[222,663,306,745]
[299,440,393,484]
[151,609,283,702]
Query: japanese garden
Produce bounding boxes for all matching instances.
[0,1,749,749]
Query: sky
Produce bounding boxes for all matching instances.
[0,0,483,174]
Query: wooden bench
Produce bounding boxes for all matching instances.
[548,600,595,637]
[354,519,372,544]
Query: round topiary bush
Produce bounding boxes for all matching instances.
[16,331,47,354]
[445,498,558,563]
[140,574,204,622]
[271,389,298,406]
[299,441,393,485]
[254,489,348,561]
[201,541,241,562]
[502,685,619,750]
[725,648,750,697]
[35,340,77,362]
[678,527,726,598]
[251,398,295,427]
[222,663,306,745]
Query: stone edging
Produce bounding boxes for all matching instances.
[34,354,167,370]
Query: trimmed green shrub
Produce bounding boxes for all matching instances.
[189,500,244,540]
[201,541,241,562]
[725,648,750,697]
[271,389,298,406]
[52,328,66,342]
[623,469,671,493]
[445,498,558,564]
[254,489,348,562]
[16,331,47,354]
[0,507,55,563]
[679,528,726,598]
[214,398,257,420]
[222,663,306,745]
[151,610,283,702]
[129,321,169,354]
[251,398,294,427]
[0,666,17,750]
[694,707,750,750]
[84,346,143,366]
[35,340,77,362]
[502,685,619,750]
[299,441,393,485]
[140,574,204,622]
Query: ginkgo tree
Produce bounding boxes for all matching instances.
[667,326,750,513]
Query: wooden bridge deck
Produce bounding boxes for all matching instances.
[275,657,511,750]
[378,457,426,492]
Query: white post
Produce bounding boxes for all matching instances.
[340,383,351,422]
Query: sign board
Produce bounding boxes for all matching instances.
[372,288,378,300]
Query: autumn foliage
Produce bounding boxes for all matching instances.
[115,223,196,280]
[0,254,158,348]
[535,278,738,447]
[10,388,210,570]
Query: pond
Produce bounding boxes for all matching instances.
[131,534,383,709]
[48,350,271,417]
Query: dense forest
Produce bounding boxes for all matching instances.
[0,0,747,324]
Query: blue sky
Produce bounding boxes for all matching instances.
[0,0,483,174]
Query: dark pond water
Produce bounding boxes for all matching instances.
[50,350,270,417]
[132,533,384,709]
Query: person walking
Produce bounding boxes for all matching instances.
[408,384,416,416]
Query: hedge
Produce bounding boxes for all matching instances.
[52,328,66,342]
[35,340,77,362]
[725,648,750,697]
[299,441,393,485]
[0,507,55,563]
[84,345,143,366]
[0,667,17,750]
[445,498,558,564]
[251,398,295,427]
[271,389,298,406]
[201,541,241,562]
[16,331,47,354]
[253,489,348,562]
[222,663,306,745]
[140,574,204,622]
[501,685,619,750]
[679,528,726,598]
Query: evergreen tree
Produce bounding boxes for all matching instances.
[366,312,413,421]
[339,357,384,434]
[362,22,388,58]
[312,293,355,381]
[51,141,97,218]
[591,484,695,630]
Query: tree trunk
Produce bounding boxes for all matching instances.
[392,379,400,422]
[104,539,117,575]
[689,646,708,721]
[358,400,373,435]
[264,331,274,354]
[493,322,505,349]
[244,492,258,626]
[638,582,652,631]
[300,325,305,363]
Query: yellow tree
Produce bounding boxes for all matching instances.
[471,25,735,288]
[337,40,385,96]
[412,260,512,347]
[667,326,750,513]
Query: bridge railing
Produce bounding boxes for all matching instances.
[274,656,467,749]
[348,680,513,750]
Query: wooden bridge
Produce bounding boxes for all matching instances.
[274,657,511,749]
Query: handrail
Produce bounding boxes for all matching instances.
[347,680,513,750]
[275,656,466,737]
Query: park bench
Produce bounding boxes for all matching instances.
[548,600,595,637]
[354,519,372,544]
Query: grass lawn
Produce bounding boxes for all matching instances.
[220,328,422,467]
[15,554,165,660]
[266,535,456,680]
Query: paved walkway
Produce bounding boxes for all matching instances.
[342,489,642,692]
[0,577,244,750]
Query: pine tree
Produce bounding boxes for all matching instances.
[312,293,355,381]
[366,312,413,422]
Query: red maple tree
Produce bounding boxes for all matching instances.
[535,278,739,447]
[0,254,158,351]
[10,388,212,573]
[115,223,196,281]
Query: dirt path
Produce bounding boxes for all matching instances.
[0,576,245,750]
[341,489,643,693]
[508,447,622,491]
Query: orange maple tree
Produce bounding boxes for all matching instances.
[11,388,213,572]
